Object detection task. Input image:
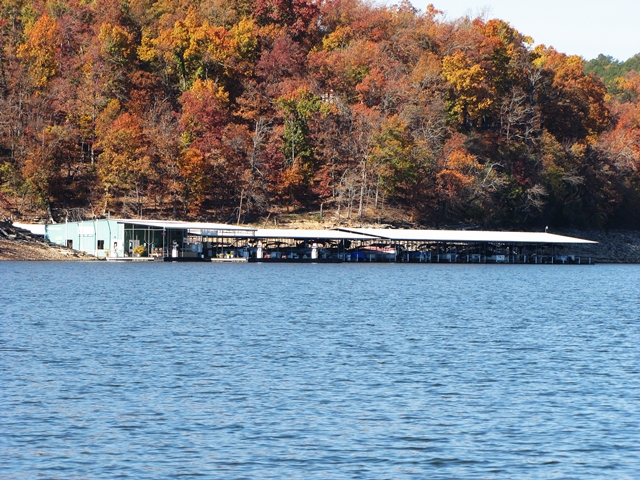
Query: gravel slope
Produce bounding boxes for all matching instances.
[0,222,96,261]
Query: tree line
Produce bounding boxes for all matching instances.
[0,0,639,228]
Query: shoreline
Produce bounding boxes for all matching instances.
[553,229,640,264]
[1,221,639,263]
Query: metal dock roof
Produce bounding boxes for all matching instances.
[336,228,597,244]
[111,219,596,244]
[116,219,256,231]
[242,228,373,241]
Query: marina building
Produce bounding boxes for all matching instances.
[44,219,255,260]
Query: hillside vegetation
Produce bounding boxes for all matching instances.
[0,0,639,228]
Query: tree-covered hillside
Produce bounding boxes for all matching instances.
[585,54,640,98]
[1,0,639,228]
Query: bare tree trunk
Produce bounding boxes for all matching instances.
[90,95,96,165]
[251,118,267,173]
[358,160,367,218]
[135,185,142,218]
[237,189,244,225]
[291,124,295,167]
[46,199,55,223]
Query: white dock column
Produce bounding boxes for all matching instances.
[311,242,318,260]
[257,241,263,259]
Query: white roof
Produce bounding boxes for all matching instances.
[116,219,256,231]
[13,223,46,235]
[111,219,596,244]
[251,228,372,241]
[337,228,597,244]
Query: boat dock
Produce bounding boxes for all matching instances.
[40,219,598,264]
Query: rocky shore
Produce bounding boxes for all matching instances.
[554,229,640,264]
[0,222,96,261]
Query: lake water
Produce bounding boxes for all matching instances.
[1,262,639,478]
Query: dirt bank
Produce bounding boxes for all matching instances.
[0,222,97,261]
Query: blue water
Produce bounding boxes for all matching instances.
[1,262,639,478]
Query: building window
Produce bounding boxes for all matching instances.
[67,240,73,249]
[97,240,105,250]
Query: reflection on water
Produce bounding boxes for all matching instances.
[1,262,639,478]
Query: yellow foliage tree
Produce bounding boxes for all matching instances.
[17,14,61,88]
[97,113,153,214]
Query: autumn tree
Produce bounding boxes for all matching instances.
[17,14,61,88]
[97,109,153,216]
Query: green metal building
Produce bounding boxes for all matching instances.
[45,219,256,259]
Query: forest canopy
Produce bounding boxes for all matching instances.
[0,0,639,228]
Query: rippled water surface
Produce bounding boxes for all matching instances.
[1,262,639,478]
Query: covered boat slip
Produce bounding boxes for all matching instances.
[160,224,597,264]
[165,228,374,262]
[237,229,375,262]
[335,228,597,264]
